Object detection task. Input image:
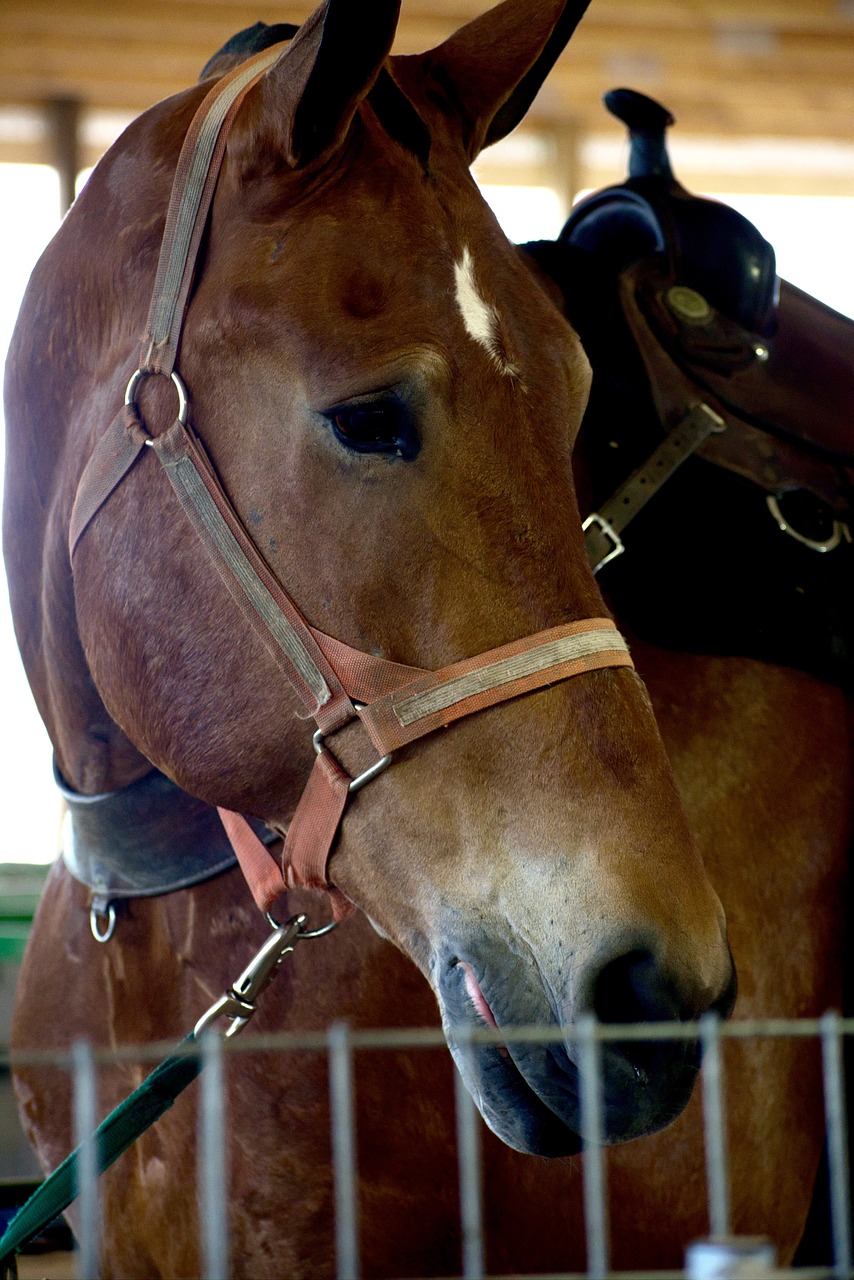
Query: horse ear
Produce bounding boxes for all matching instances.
[237,0,401,171]
[415,0,591,159]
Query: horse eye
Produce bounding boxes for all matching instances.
[329,400,419,459]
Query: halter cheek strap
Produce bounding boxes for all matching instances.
[68,41,635,921]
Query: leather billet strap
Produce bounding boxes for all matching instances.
[69,37,635,922]
[584,402,725,574]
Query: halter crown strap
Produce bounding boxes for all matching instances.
[141,42,288,375]
[70,42,635,921]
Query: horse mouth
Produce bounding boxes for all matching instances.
[438,957,701,1158]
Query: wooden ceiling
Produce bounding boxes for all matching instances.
[2,1,854,193]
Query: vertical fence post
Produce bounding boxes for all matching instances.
[699,1012,730,1238]
[821,1011,852,1280]
[328,1022,360,1280]
[72,1039,99,1280]
[198,1033,229,1280]
[578,1014,609,1279]
[454,1025,485,1280]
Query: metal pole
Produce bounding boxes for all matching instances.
[453,1027,485,1279]
[199,1033,229,1280]
[578,1014,609,1278]
[72,1039,99,1280]
[699,1011,731,1238]
[821,1011,852,1279]
[328,1022,360,1280]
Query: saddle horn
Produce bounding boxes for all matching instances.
[560,87,777,333]
[603,87,675,181]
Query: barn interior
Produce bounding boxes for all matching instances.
[0,3,852,1275]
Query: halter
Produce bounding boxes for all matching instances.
[69,43,634,922]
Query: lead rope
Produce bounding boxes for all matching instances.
[0,912,321,1274]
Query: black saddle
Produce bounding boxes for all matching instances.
[522,88,854,694]
[562,89,777,335]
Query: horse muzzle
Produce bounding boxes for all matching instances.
[435,934,736,1157]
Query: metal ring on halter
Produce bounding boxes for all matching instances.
[265,909,338,940]
[124,368,189,430]
[312,703,392,794]
[90,898,116,944]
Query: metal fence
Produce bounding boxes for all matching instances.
[4,1012,852,1280]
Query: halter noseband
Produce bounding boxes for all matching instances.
[69,43,634,920]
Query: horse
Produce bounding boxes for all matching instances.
[1,1,845,1276]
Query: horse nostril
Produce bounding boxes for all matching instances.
[591,948,682,1026]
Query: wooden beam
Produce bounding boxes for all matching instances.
[2,0,854,148]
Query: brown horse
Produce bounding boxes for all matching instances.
[2,1,846,1276]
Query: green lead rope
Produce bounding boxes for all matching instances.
[0,914,310,1277]
[0,1033,202,1278]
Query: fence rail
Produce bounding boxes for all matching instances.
[3,1013,851,1280]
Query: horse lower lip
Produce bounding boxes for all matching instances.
[458,960,500,1031]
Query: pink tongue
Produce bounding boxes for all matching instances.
[459,962,499,1030]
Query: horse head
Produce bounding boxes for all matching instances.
[4,0,734,1157]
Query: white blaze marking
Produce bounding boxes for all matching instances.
[454,246,516,376]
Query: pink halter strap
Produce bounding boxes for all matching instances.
[69,41,634,922]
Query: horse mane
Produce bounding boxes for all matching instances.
[199,22,299,80]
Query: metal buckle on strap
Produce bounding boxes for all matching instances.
[312,703,392,794]
[582,512,625,573]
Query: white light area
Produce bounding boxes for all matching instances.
[582,132,854,180]
[477,183,566,244]
[81,110,134,152]
[715,194,854,320]
[0,165,62,863]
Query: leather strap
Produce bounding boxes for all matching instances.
[584,402,725,573]
[151,417,352,727]
[141,42,289,375]
[355,620,631,753]
[618,260,854,512]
